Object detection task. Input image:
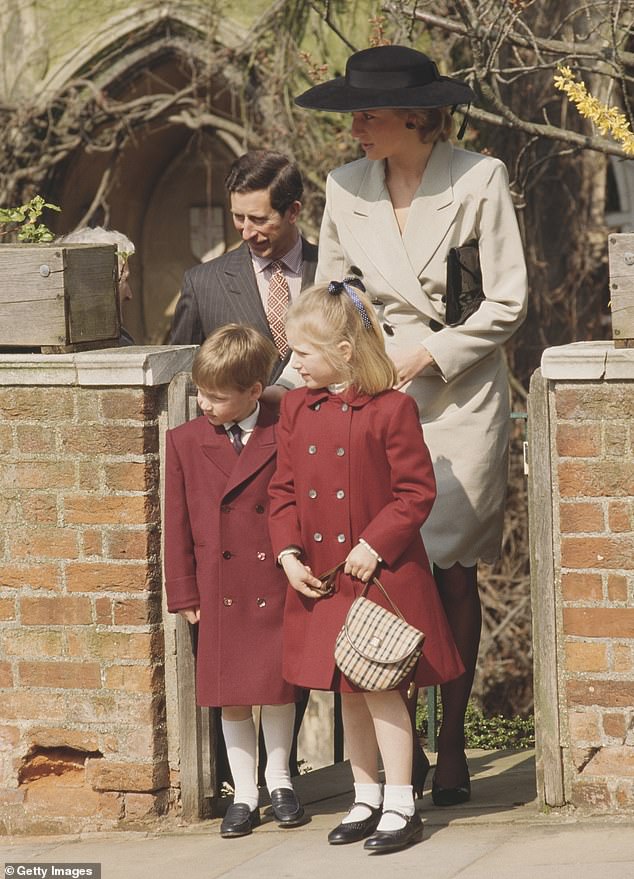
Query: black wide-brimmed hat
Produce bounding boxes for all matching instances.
[295,45,475,112]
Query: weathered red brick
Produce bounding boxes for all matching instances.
[78,462,102,491]
[106,528,159,560]
[561,572,603,602]
[15,425,55,454]
[558,460,634,498]
[2,629,64,657]
[555,385,634,420]
[60,425,158,456]
[561,535,634,569]
[556,423,601,457]
[63,495,158,526]
[565,640,608,672]
[603,713,627,739]
[23,772,123,819]
[65,562,155,593]
[563,607,634,637]
[0,661,13,687]
[607,574,628,602]
[66,630,162,662]
[568,708,601,743]
[82,529,103,557]
[570,780,611,809]
[559,501,603,533]
[0,690,68,722]
[19,661,101,689]
[94,597,112,625]
[113,597,159,626]
[28,727,100,752]
[100,388,161,421]
[104,460,159,492]
[586,745,634,777]
[608,501,632,533]
[86,759,169,792]
[20,595,92,626]
[603,421,629,457]
[613,644,633,673]
[104,664,162,694]
[20,494,58,525]
[13,461,76,490]
[0,388,75,420]
[0,563,61,591]
[10,529,79,560]
[0,597,15,620]
[567,678,634,708]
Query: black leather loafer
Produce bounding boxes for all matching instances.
[363,810,423,853]
[220,802,261,838]
[269,787,307,827]
[327,803,382,845]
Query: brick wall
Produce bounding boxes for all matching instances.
[530,343,634,813]
[0,349,193,833]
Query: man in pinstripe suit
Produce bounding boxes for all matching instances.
[170,151,318,387]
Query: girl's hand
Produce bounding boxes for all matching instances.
[178,607,200,624]
[281,554,324,599]
[392,346,435,389]
[344,543,378,583]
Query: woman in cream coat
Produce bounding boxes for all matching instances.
[296,45,528,805]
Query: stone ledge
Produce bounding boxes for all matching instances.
[541,341,634,381]
[0,346,196,387]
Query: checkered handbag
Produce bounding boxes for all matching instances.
[329,568,425,696]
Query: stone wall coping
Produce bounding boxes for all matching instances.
[0,345,196,387]
[541,340,634,381]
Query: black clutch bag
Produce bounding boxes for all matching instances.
[444,240,485,326]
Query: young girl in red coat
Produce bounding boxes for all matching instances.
[268,279,464,854]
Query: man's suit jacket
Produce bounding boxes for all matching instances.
[170,237,318,382]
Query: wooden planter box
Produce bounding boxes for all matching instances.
[0,243,119,351]
[608,233,634,348]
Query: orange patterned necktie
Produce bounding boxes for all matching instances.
[267,260,290,358]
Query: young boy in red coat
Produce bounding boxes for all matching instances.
[164,324,305,837]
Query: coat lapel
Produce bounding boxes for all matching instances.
[201,423,237,478]
[222,244,272,339]
[341,143,460,318]
[221,403,278,498]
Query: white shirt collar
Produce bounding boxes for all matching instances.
[223,401,260,434]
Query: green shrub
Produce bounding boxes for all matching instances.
[416,696,534,750]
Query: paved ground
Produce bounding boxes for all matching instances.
[2,749,634,879]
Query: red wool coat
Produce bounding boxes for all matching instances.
[268,386,464,692]
[164,402,299,707]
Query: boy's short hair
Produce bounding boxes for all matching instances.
[192,324,278,391]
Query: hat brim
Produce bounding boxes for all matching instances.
[295,75,475,112]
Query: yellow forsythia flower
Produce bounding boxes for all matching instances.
[554,65,634,156]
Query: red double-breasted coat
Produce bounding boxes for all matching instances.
[268,386,464,693]
[164,402,299,707]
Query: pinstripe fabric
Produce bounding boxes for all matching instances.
[170,239,318,382]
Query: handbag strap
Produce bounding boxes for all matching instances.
[318,561,406,620]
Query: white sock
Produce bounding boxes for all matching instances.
[342,782,383,824]
[221,714,259,811]
[261,703,295,793]
[377,784,415,831]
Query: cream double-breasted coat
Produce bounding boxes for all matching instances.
[317,141,528,568]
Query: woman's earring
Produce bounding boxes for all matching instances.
[405,121,416,130]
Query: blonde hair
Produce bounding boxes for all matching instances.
[397,107,453,143]
[286,283,397,395]
[192,324,278,392]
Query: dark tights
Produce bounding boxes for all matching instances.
[434,561,481,787]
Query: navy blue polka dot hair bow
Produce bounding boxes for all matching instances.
[328,276,372,329]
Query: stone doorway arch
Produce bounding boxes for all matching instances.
[43,7,247,343]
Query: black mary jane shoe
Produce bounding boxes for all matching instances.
[220,802,261,838]
[269,787,307,827]
[327,803,382,845]
[363,810,424,854]
[431,774,471,807]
